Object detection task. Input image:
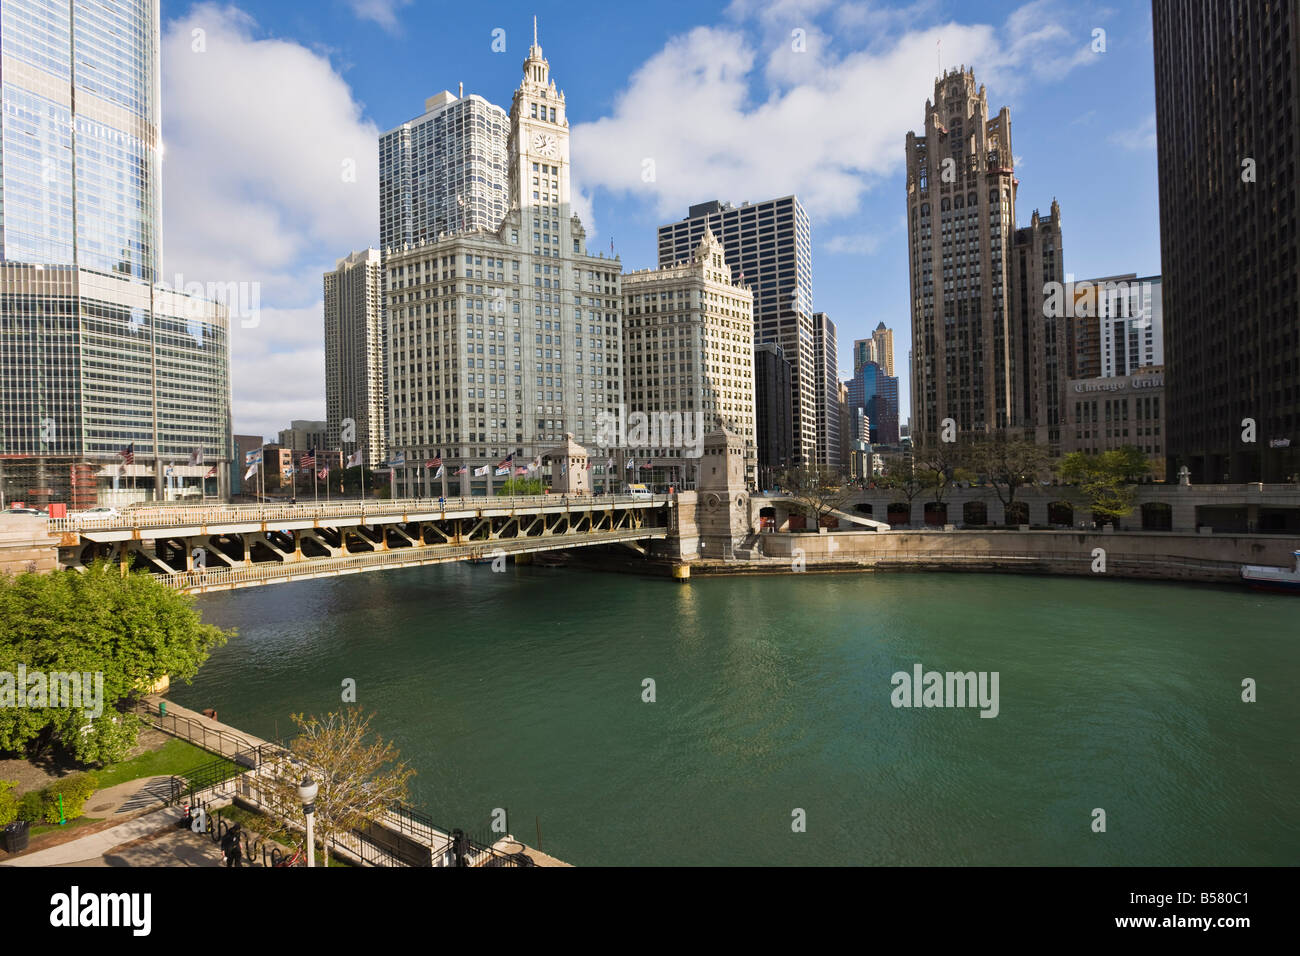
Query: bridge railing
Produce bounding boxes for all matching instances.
[48,493,672,533]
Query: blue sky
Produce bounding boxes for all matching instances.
[158,0,1161,438]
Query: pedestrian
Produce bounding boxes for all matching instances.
[439,495,445,509]
[222,823,242,867]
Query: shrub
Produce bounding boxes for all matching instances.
[17,790,42,824]
[0,781,17,827]
[39,772,99,824]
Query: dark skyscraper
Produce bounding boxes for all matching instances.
[754,341,793,479]
[1153,0,1300,482]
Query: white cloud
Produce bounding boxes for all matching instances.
[1109,114,1156,152]
[161,4,378,438]
[345,0,413,32]
[571,2,1097,224]
[824,233,883,255]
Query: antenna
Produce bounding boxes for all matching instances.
[534,15,538,47]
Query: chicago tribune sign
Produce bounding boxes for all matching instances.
[1072,373,1164,394]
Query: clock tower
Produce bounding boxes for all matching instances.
[508,19,573,252]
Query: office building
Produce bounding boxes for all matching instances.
[0,0,232,507]
[1153,0,1299,482]
[1061,366,1165,476]
[324,249,387,467]
[754,341,793,483]
[658,196,817,465]
[1068,274,1163,378]
[382,27,624,496]
[379,90,510,250]
[622,228,756,486]
[277,420,329,452]
[847,361,901,446]
[1013,202,1065,452]
[871,322,895,376]
[811,312,840,467]
[852,338,875,372]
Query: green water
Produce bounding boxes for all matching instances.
[175,566,1299,866]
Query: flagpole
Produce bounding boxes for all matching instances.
[313,452,318,504]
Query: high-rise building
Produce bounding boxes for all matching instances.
[379,91,510,250]
[622,228,756,486]
[906,67,1019,448]
[1153,0,1299,482]
[382,26,624,496]
[811,312,840,467]
[1068,274,1163,378]
[871,322,895,376]
[324,249,387,467]
[1012,203,1065,451]
[847,361,901,446]
[0,0,231,508]
[852,338,876,372]
[0,0,162,281]
[754,341,793,481]
[658,196,817,464]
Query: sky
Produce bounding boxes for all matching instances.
[157,0,1162,440]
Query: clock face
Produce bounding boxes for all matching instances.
[533,132,558,158]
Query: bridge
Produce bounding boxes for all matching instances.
[38,494,674,593]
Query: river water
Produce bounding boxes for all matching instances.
[174,565,1299,866]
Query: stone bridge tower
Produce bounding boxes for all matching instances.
[695,427,750,559]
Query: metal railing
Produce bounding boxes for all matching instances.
[765,547,1251,577]
[49,493,672,533]
[137,700,265,758]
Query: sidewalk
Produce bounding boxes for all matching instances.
[2,805,184,867]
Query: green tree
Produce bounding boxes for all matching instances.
[496,477,544,496]
[1058,451,1138,527]
[965,436,1055,515]
[259,709,415,868]
[879,454,926,513]
[0,562,231,764]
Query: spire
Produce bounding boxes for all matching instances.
[534,15,538,48]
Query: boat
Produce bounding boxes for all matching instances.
[1241,550,1300,593]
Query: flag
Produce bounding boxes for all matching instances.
[528,455,541,474]
[626,459,634,470]
[474,465,489,477]
[390,452,406,468]
[455,465,467,475]
[300,448,316,470]
[189,447,204,466]
[346,450,362,468]
[281,466,293,479]
[165,464,175,477]
[244,463,257,481]
[495,465,510,476]
[606,457,615,470]
[318,466,329,480]
[560,461,568,476]
[586,459,593,470]
[204,465,217,478]
[496,453,514,469]
[433,465,444,479]
[641,462,652,470]
[515,466,527,476]
[245,448,262,466]
[426,457,442,469]
[120,443,135,465]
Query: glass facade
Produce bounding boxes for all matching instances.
[0,0,161,281]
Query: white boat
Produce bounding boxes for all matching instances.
[1241,550,1300,594]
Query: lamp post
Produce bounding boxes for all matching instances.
[298,775,318,867]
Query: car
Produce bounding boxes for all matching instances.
[4,507,44,517]
[72,506,121,519]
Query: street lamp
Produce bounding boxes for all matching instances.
[298,775,318,868]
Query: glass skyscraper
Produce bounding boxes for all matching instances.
[0,0,231,508]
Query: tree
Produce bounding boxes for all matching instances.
[496,477,544,496]
[879,454,927,512]
[965,436,1054,514]
[1058,451,1138,527]
[259,709,415,867]
[779,465,853,526]
[915,443,972,505]
[0,562,230,764]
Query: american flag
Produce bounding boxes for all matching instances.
[299,448,315,470]
[120,443,134,465]
[497,453,514,469]
[204,465,217,478]
[515,466,527,476]
[454,465,467,475]
[317,466,329,480]
[426,456,442,469]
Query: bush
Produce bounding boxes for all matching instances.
[0,781,17,827]
[17,790,42,824]
[12,772,101,825]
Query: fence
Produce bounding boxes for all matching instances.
[138,699,265,758]
[49,493,670,533]
[775,547,1248,579]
